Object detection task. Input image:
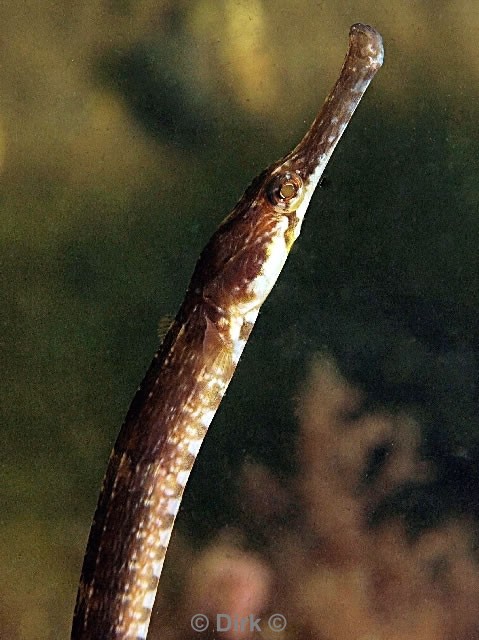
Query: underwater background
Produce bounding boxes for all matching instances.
[1,1,478,638]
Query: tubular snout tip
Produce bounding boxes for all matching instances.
[349,23,384,68]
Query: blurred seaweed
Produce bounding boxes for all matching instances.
[151,355,479,639]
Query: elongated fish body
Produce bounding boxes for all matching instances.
[72,24,384,640]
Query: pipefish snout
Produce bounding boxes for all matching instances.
[72,23,383,640]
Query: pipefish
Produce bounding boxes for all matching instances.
[72,23,384,640]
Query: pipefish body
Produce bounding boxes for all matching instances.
[72,23,384,640]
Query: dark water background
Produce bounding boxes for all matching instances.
[1,2,478,638]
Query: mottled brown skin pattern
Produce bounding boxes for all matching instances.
[73,304,232,637]
[72,24,383,640]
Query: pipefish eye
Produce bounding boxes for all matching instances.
[266,172,304,212]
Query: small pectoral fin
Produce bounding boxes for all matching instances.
[203,314,233,375]
[158,314,175,343]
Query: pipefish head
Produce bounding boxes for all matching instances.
[190,162,310,319]
[190,23,383,319]
[191,150,330,321]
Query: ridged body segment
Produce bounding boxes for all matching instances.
[73,298,255,638]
